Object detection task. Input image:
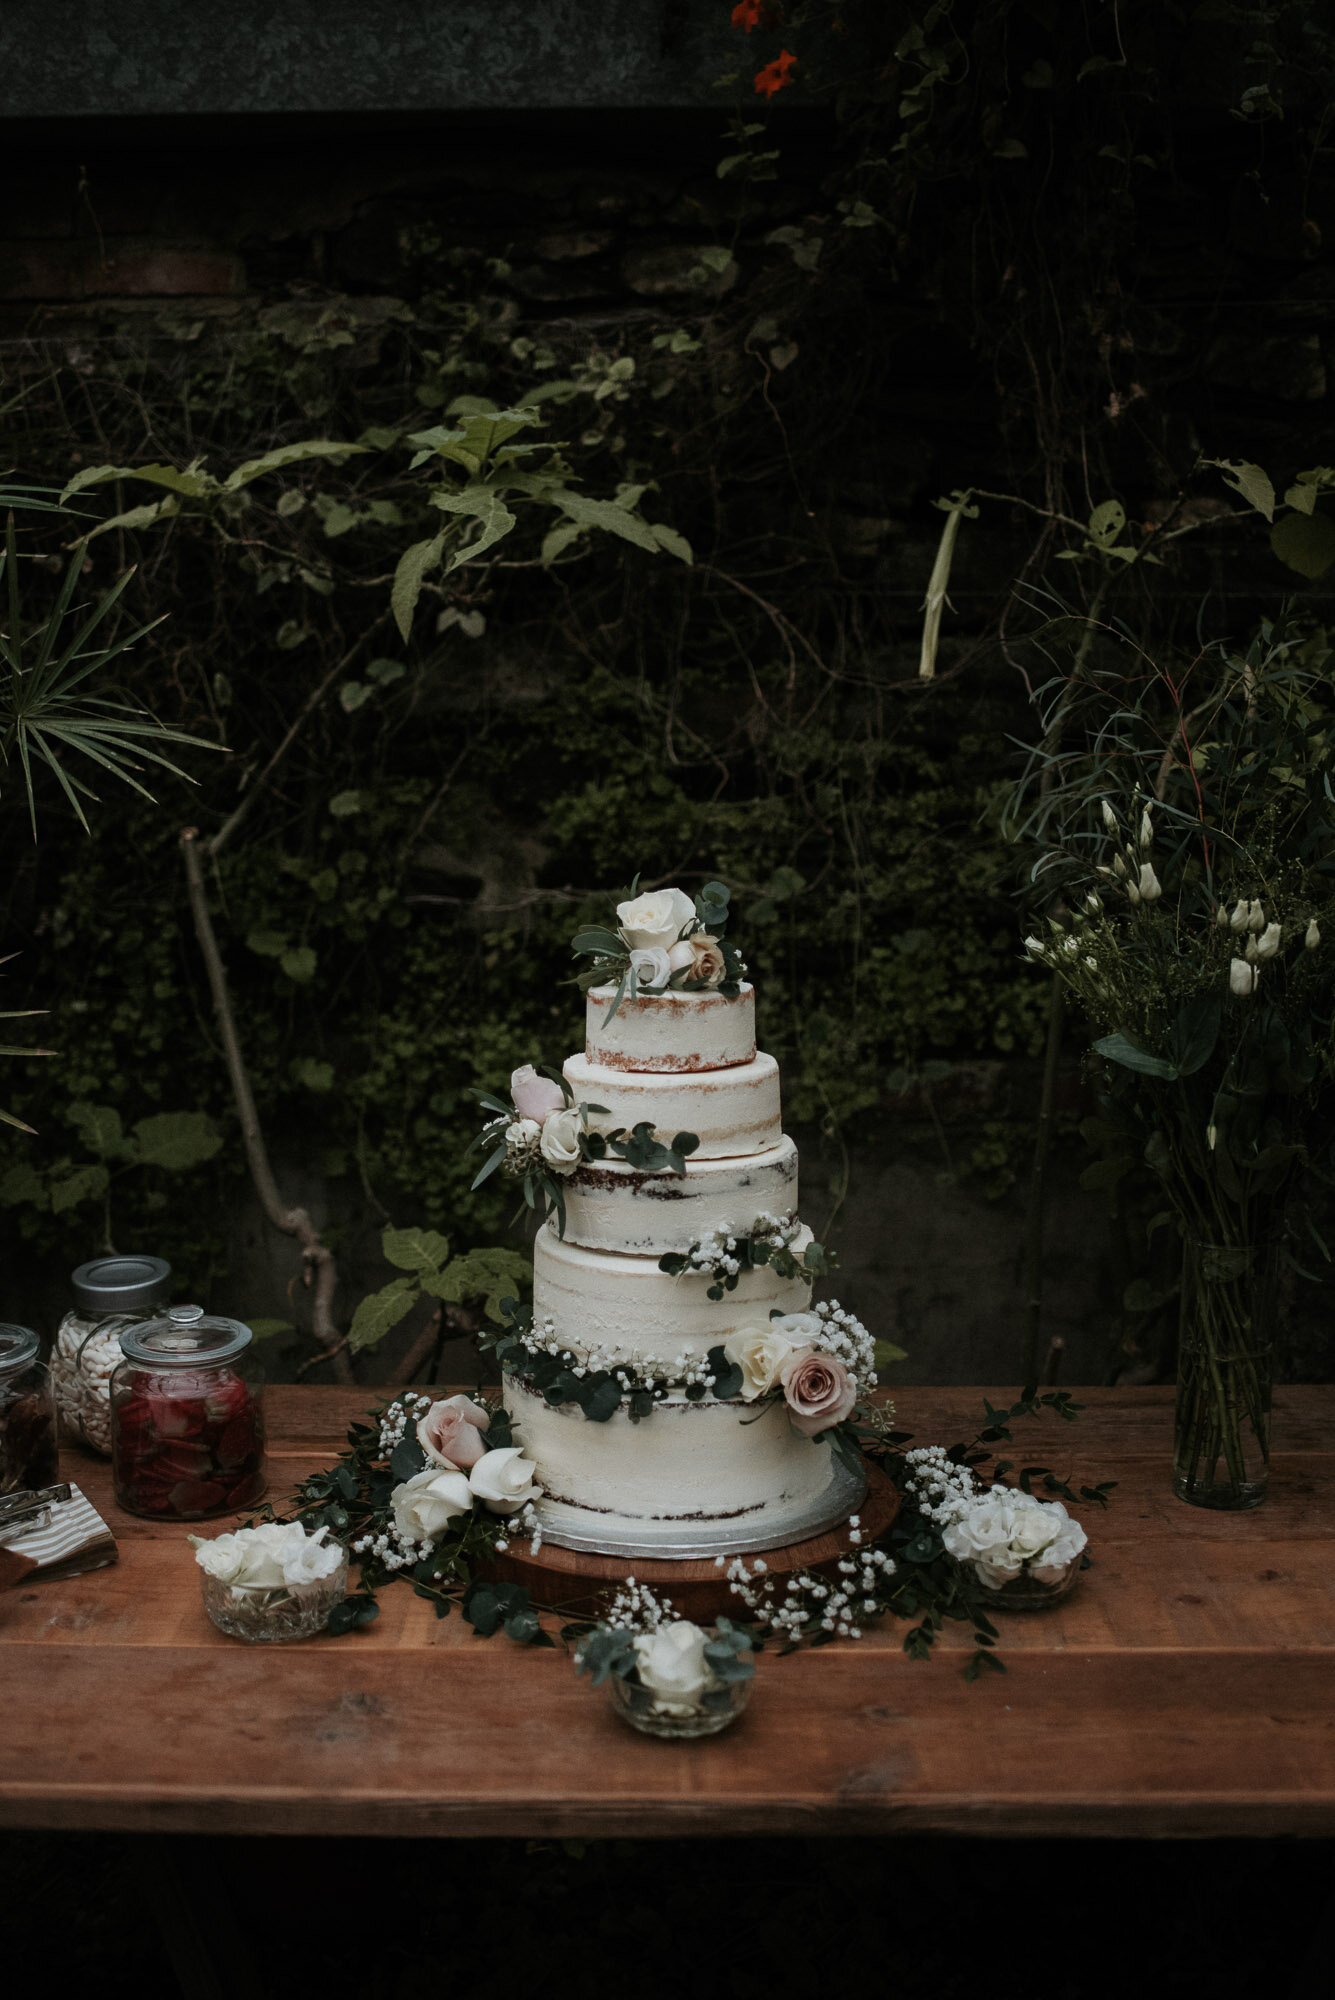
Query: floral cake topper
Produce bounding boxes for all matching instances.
[571,876,746,1022]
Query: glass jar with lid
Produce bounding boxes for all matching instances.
[51,1254,172,1456]
[111,1305,266,1520]
[0,1324,60,1496]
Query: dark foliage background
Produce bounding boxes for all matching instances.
[3,1,1335,1379]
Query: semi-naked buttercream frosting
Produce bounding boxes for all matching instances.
[562,1050,782,1159]
[585,983,756,1072]
[560,1135,799,1255]
[508,938,863,1558]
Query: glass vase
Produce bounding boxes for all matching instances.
[200,1555,349,1643]
[971,1555,1082,1613]
[608,1675,753,1740]
[1173,1235,1275,1511]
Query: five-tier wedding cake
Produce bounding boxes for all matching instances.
[477,882,874,1562]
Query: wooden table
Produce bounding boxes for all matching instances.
[2,1385,1333,1839]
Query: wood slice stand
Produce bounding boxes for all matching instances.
[484,1459,899,1622]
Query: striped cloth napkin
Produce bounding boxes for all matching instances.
[0,1483,118,1580]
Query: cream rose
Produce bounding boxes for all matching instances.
[628,945,671,989]
[617,885,697,952]
[688,933,726,985]
[538,1104,583,1175]
[779,1349,856,1435]
[632,1620,711,1712]
[511,1063,565,1122]
[189,1530,251,1584]
[723,1323,808,1400]
[468,1446,542,1515]
[417,1392,490,1470]
[391,1466,473,1542]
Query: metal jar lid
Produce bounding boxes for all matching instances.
[117,1303,252,1368]
[71,1254,172,1315]
[0,1324,40,1377]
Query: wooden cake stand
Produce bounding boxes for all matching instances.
[484,1459,899,1622]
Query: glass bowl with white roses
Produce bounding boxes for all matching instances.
[576,1587,756,1738]
[942,1489,1088,1612]
[192,1521,348,1642]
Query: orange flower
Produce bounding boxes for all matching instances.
[731,0,765,27]
[754,48,796,97]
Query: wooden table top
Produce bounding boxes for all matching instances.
[2,1384,1333,1839]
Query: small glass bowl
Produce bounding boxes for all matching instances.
[200,1553,349,1643]
[971,1555,1082,1614]
[608,1674,753,1739]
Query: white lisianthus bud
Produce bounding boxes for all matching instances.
[1248,899,1265,934]
[1137,863,1162,902]
[1305,918,1320,950]
[1113,855,1128,879]
[1126,881,1141,906]
[1084,891,1102,914]
[1207,1123,1217,1151]
[1023,935,1046,957]
[1215,905,1229,928]
[1139,806,1154,851]
[1083,955,1098,971]
[1244,936,1258,964]
[1229,957,1259,997]
[1255,922,1282,961]
[1101,799,1118,833]
[1229,900,1248,931]
[1062,936,1080,955]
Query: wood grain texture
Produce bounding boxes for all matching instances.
[1,1385,1332,1838]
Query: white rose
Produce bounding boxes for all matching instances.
[391,1467,473,1542]
[1004,1494,1067,1563]
[628,945,671,989]
[506,1117,541,1148]
[538,1105,584,1176]
[666,939,696,974]
[617,886,697,952]
[190,1530,250,1583]
[279,1525,345,1587]
[1255,921,1282,961]
[468,1446,543,1515]
[723,1322,808,1400]
[632,1620,712,1712]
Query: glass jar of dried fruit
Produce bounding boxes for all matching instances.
[0,1324,60,1496]
[111,1305,266,1521]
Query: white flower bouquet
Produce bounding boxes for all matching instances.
[571,876,747,1022]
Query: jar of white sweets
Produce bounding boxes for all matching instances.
[51,1255,172,1456]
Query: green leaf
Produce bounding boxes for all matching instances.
[550,490,663,555]
[279,946,317,983]
[390,531,446,641]
[49,1163,109,1213]
[131,1110,223,1171]
[1092,1033,1178,1081]
[1168,991,1222,1077]
[293,1058,335,1093]
[66,1101,126,1159]
[1270,508,1335,580]
[347,1279,417,1353]
[1202,457,1276,522]
[242,1317,293,1343]
[382,1225,453,1279]
[328,790,363,817]
[85,495,182,540]
[60,460,216,505]
[432,484,518,573]
[245,928,287,958]
[648,522,694,564]
[431,1245,533,1323]
[223,440,370,491]
[1087,499,1126,546]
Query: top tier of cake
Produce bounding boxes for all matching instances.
[584,982,756,1073]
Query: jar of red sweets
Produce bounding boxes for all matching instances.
[110,1305,266,1521]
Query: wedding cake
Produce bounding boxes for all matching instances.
[476,883,874,1561]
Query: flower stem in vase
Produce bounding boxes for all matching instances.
[1173,1234,1275,1510]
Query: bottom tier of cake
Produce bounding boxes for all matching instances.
[506,1374,866,1558]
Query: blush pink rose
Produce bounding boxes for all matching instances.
[778,1350,856,1436]
[417,1393,491,1470]
[511,1063,565,1123]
